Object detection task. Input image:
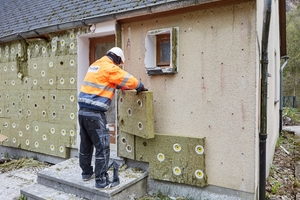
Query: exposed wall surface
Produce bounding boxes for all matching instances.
[121,1,257,193]
[0,28,88,158]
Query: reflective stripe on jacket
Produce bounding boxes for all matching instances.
[78,56,141,112]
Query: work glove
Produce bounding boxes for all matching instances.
[136,83,148,95]
[116,85,130,94]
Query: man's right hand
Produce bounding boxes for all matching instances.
[136,83,148,95]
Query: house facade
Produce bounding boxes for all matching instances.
[0,0,285,199]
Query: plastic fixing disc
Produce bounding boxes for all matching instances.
[70,113,75,120]
[173,143,182,152]
[195,169,204,179]
[19,131,23,137]
[70,130,75,136]
[138,122,143,130]
[59,146,64,153]
[157,153,165,162]
[126,145,132,152]
[42,134,47,141]
[61,129,66,136]
[173,166,181,176]
[69,95,75,102]
[195,145,204,155]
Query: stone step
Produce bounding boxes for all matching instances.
[21,158,148,200]
[21,183,83,200]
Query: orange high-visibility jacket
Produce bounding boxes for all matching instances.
[78,56,141,112]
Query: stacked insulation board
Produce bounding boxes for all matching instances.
[0,29,86,158]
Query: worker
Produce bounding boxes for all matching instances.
[77,47,147,189]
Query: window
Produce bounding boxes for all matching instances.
[145,27,179,75]
[156,34,170,66]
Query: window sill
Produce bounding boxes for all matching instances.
[146,67,177,76]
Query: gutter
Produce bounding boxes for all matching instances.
[259,0,272,199]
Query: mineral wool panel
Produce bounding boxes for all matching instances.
[18,120,33,150]
[28,58,57,90]
[29,135,70,158]
[7,90,24,119]
[21,120,70,158]
[49,90,77,105]
[48,104,77,124]
[54,56,77,77]
[25,90,50,121]
[117,131,135,160]
[46,123,73,148]
[135,135,156,163]
[56,74,77,90]
[27,41,48,59]
[7,125,21,148]
[117,90,154,139]
[28,59,48,76]
[10,118,21,136]
[136,134,207,187]
[0,118,11,146]
[40,138,70,158]
[49,123,76,147]
[23,120,74,155]
[0,91,6,118]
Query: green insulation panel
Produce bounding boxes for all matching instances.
[117,90,154,139]
[117,131,135,160]
[135,134,207,187]
[0,30,84,158]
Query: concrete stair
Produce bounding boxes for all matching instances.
[20,158,148,200]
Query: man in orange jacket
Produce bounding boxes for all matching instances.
[78,47,147,189]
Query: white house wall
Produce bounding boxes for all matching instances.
[121,1,258,193]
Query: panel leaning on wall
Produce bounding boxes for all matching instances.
[0,29,87,158]
[117,90,207,187]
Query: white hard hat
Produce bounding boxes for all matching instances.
[108,47,125,63]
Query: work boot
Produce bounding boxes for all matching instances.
[82,173,95,181]
[95,177,107,189]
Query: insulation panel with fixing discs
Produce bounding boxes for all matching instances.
[135,134,207,187]
[117,90,154,139]
[117,131,135,160]
[8,90,25,119]
[18,120,32,151]
[0,34,80,158]
[0,118,11,145]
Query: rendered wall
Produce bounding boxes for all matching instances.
[0,29,88,158]
[121,1,257,193]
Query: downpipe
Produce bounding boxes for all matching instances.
[279,56,289,132]
[259,0,272,199]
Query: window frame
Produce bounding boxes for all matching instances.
[145,27,179,76]
[156,34,171,67]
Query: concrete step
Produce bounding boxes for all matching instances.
[20,183,83,200]
[21,158,148,200]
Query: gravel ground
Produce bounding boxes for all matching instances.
[0,158,50,200]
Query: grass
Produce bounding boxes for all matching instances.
[283,107,300,123]
[137,190,194,200]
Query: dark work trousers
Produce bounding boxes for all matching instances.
[78,108,110,181]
